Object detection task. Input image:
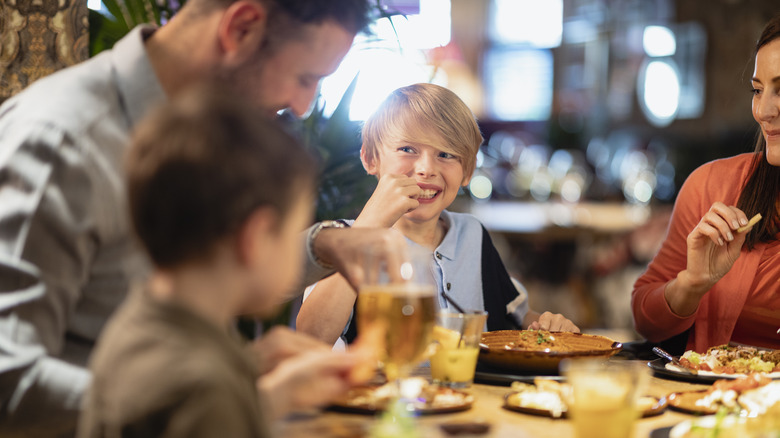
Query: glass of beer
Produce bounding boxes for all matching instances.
[430,311,487,388]
[356,245,436,383]
[561,358,650,438]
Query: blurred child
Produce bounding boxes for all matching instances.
[297,83,579,347]
[77,87,371,438]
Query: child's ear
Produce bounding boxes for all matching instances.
[461,169,474,187]
[360,144,378,175]
[217,0,267,68]
[236,206,277,266]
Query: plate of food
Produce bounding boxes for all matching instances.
[668,413,747,438]
[649,344,780,383]
[667,373,780,415]
[503,377,666,418]
[479,330,622,373]
[328,378,474,415]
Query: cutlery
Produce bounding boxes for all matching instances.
[652,347,697,375]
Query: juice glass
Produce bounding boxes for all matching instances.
[561,358,649,438]
[430,311,487,388]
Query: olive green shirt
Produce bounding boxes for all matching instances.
[77,289,270,438]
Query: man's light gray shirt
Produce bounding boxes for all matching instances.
[0,26,162,434]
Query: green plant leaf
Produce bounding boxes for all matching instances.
[90,0,180,56]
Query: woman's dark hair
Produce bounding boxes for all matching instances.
[126,85,317,268]
[736,14,780,250]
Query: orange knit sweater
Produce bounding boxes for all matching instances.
[632,153,780,352]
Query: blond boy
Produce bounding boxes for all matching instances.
[297,83,578,347]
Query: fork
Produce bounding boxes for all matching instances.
[652,347,698,375]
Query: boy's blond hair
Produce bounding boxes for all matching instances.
[361,83,483,182]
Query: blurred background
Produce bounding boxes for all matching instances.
[307,0,778,340]
[3,0,778,340]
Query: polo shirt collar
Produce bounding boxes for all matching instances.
[434,210,458,261]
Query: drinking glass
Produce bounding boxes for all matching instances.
[430,311,487,388]
[561,359,650,438]
[356,245,436,383]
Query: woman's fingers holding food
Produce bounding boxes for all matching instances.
[692,204,748,246]
[707,203,749,231]
[699,214,733,245]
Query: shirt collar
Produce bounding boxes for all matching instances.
[111,25,166,128]
[434,210,458,261]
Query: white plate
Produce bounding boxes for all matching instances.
[669,415,745,438]
[664,363,780,379]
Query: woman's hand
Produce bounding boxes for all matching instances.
[665,202,753,316]
[354,174,422,228]
[685,202,751,290]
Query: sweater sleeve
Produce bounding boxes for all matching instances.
[631,163,714,342]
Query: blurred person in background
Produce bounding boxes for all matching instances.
[0,0,404,435]
[632,14,780,352]
[78,86,375,438]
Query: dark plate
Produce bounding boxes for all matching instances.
[647,358,780,384]
[474,365,565,386]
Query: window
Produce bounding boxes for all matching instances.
[483,0,563,121]
[319,0,452,121]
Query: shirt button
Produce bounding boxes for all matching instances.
[446,282,451,290]
[436,252,442,260]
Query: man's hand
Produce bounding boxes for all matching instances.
[312,227,408,290]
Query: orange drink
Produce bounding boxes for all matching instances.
[430,311,487,388]
[561,359,649,438]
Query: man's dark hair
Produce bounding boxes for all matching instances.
[126,85,317,268]
[189,0,371,40]
[256,0,372,54]
[265,0,372,34]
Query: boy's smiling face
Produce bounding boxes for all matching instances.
[367,138,470,223]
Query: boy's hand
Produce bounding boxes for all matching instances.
[249,326,329,375]
[256,350,368,419]
[347,329,382,383]
[354,174,422,228]
[526,311,580,333]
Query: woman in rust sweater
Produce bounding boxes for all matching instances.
[632,15,780,352]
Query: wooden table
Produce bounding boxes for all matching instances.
[277,365,709,438]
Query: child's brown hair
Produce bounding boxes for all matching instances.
[126,86,317,268]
